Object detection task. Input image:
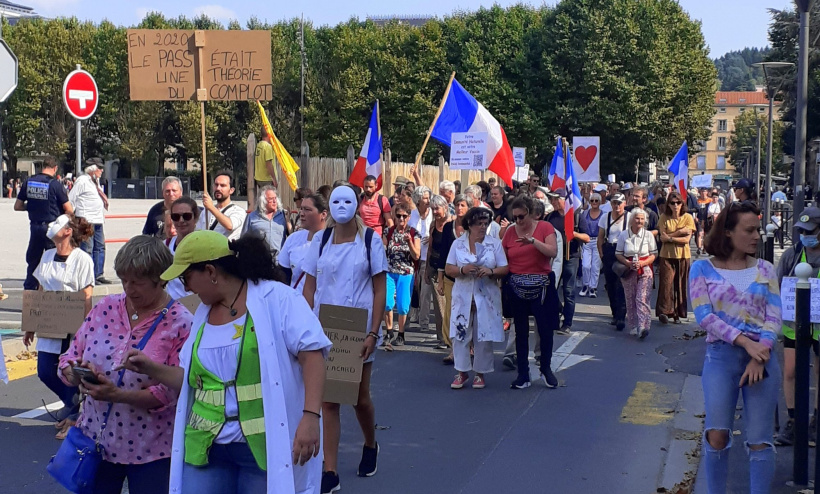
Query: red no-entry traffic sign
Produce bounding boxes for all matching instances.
[63,69,98,120]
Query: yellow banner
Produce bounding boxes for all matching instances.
[257,101,299,191]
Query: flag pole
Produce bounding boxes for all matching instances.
[414,71,456,167]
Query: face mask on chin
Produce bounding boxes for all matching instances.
[330,186,358,224]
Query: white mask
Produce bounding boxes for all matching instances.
[330,186,358,224]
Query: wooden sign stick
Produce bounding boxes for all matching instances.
[195,30,209,225]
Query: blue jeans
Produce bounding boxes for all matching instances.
[37,339,77,408]
[702,341,781,494]
[386,272,413,315]
[561,257,579,327]
[81,223,105,279]
[182,442,266,494]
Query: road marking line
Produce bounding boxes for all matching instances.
[13,400,64,419]
[620,381,680,426]
[550,331,593,371]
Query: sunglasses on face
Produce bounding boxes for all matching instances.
[395,214,408,219]
[171,212,194,222]
[669,202,681,206]
[590,200,600,203]
[513,214,529,221]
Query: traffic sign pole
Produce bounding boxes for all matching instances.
[63,65,98,177]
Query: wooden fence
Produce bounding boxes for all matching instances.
[267,142,500,209]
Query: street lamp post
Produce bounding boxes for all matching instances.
[753,61,794,226]
[794,0,811,245]
[741,146,753,178]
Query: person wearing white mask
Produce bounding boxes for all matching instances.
[302,183,388,494]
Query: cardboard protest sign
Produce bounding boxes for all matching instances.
[513,147,526,168]
[126,29,272,102]
[691,174,713,189]
[178,294,202,315]
[572,136,601,182]
[450,132,488,170]
[781,277,820,323]
[22,291,87,338]
[319,304,369,405]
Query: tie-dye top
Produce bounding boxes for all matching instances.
[689,258,781,349]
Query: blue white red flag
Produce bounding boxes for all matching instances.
[667,141,689,197]
[349,101,384,190]
[548,136,566,190]
[430,79,515,187]
[564,139,583,242]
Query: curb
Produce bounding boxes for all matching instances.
[659,373,704,493]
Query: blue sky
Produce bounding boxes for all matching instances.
[20,0,790,57]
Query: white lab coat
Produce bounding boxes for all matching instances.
[169,280,332,494]
[446,234,507,343]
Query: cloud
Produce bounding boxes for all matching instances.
[193,4,237,21]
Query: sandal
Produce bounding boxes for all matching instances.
[55,420,74,440]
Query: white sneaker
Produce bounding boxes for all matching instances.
[629,327,638,336]
[579,286,589,297]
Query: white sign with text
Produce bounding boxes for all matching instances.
[450,132,489,170]
[780,277,820,323]
[513,147,526,168]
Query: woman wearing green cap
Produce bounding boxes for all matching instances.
[120,230,331,494]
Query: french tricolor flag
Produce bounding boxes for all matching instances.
[430,79,515,187]
[349,101,384,190]
[548,136,566,191]
[667,141,689,197]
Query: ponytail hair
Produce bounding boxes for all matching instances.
[188,232,286,284]
[70,216,94,247]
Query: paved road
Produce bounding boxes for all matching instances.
[0,277,708,494]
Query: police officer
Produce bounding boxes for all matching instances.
[14,157,73,289]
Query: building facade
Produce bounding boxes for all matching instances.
[689,91,779,184]
[0,0,40,24]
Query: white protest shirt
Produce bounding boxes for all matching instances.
[409,207,434,261]
[278,229,312,293]
[68,174,105,224]
[165,236,194,300]
[197,201,247,241]
[598,211,629,244]
[302,228,389,336]
[33,248,95,353]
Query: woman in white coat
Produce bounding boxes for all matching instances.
[444,207,509,389]
[302,183,388,494]
[120,230,331,494]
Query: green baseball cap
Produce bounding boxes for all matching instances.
[160,230,232,281]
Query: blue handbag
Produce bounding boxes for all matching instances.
[47,299,174,494]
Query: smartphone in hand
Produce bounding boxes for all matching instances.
[72,366,101,385]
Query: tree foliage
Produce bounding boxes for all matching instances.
[727,109,786,175]
[0,1,717,182]
[713,47,771,91]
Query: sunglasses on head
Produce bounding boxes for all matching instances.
[171,212,194,222]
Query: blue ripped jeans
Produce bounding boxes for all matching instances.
[701,341,781,494]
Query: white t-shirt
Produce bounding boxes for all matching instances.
[598,211,629,244]
[196,314,247,444]
[34,248,95,353]
[68,175,105,224]
[408,208,434,261]
[302,228,388,336]
[278,229,313,293]
[600,201,612,214]
[616,228,658,258]
[165,236,193,300]
[197,202,247,241]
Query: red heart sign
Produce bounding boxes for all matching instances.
[575,146,598,172]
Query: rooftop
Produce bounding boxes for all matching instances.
[714,91,779,106]
[0,0,34,13]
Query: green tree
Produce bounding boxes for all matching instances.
[727,109,786,174]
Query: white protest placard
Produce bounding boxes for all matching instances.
[780,277,820,323]
[572,136,601,182]
[513,147,526,167]
[450,132,488,170]
[607,174,616,183]
[691,174,713,189]
[513,164,530,183]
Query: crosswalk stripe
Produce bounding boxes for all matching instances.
[12,400,64,419]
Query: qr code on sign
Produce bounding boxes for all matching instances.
[472,154,484,169]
